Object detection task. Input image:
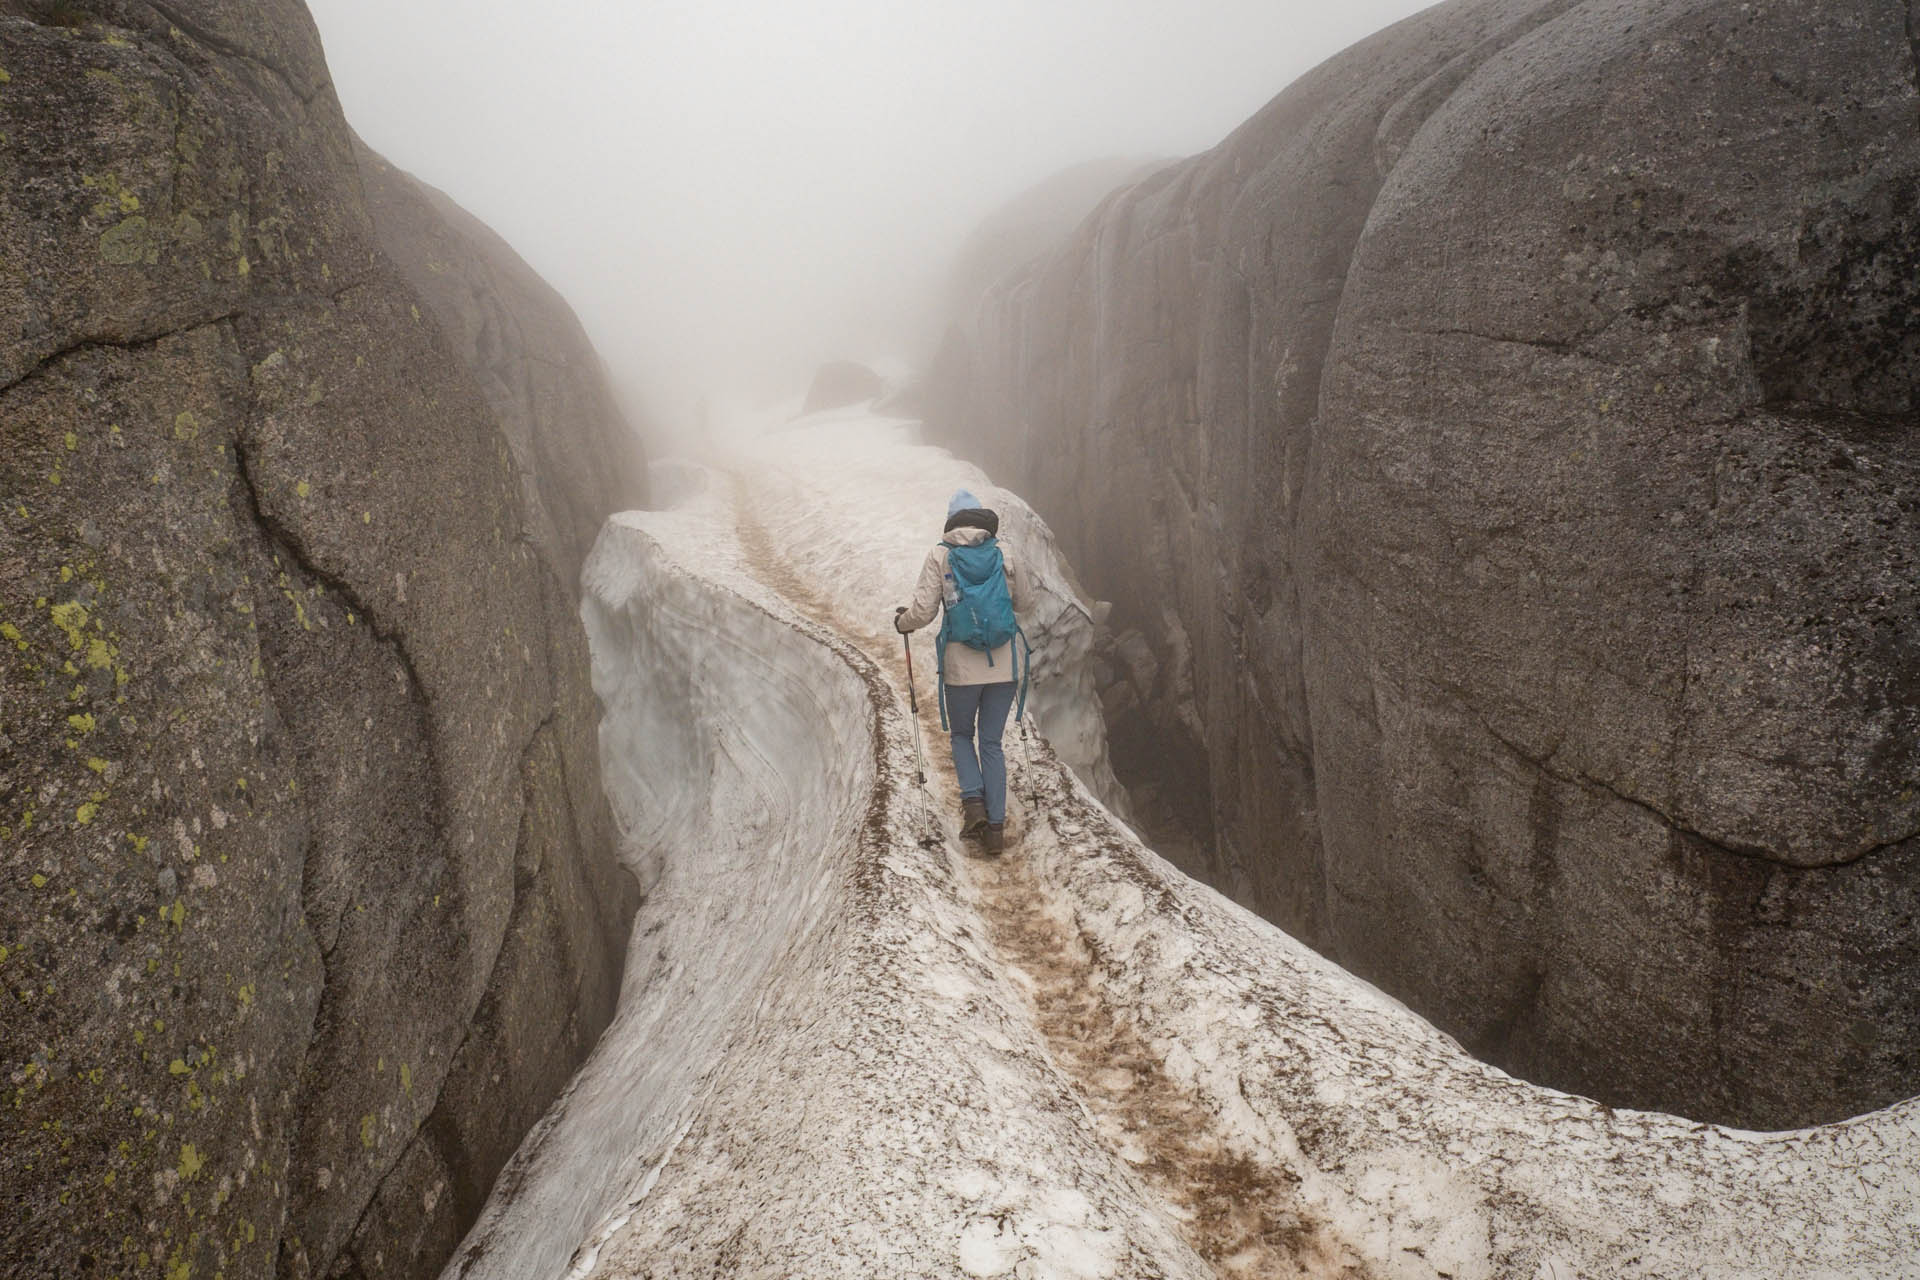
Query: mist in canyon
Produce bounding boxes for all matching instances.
[304,0,1435,434]
[7,1,1918,1276]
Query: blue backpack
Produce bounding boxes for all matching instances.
[935,538,1030,729]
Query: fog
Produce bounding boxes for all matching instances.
[304,0,1433,435]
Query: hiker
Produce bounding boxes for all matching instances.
[894,489,1031,854]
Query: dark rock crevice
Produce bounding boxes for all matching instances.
[1,308,245,397]
[324,725,529,1280]
[0,0,90,28]
[301,707,575,1279]
[217,344,334,986]
[341,701,633,1279]
[1479,715,1916,870]
[230,423,433,718]
[227,431,458,1280]
[1413,324,1580,355]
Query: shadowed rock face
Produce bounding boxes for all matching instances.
[354,140,649,587]
[928,0,1920,1128]
[940,156,1170,333]
[0,4,641,1277]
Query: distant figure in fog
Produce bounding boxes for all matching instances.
[894,489,1030,854]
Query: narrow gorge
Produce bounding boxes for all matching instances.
[2,0,1916,1277]
[449,408,1917,1280]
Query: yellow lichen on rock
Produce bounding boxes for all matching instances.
[99,216,152,266]
[49,601,90,649]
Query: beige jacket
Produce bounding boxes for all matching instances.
[896,527,1030,685]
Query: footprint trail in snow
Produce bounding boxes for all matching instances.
[737,479,1369,1277]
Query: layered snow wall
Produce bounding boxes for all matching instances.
[446,409,1919,1280]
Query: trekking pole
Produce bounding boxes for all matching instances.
[896,609,928,786]
[1018,633,1040,805]
[1019,713,1036,807]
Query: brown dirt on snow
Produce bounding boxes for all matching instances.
[972,850,1372,1279]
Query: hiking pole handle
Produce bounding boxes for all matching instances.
[896,610,919,714]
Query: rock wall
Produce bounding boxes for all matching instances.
[0,3,642,1277]
[928,0,1920,1128]
[939,156,1169,336]
[354,141,649,587]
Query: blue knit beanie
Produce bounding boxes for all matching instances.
[948,488,981,516]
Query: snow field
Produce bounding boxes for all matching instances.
[1011,753,1920,1276]
[444,489,872,1279]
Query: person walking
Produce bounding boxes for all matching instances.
[894,489,1030,854]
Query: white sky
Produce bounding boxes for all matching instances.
[304,0,1434,430]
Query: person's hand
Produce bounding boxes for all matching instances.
[893,606,910,633]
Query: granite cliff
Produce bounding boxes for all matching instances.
[354,140,648,586]
[929,0,1920,1128]
[0,3,643,1276]
[939,156,1169,341]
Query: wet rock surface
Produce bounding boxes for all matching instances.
[928,0,1920,1127]
[0,4,640,1277]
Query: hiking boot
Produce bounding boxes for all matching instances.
[960,796,988,837]
[982,822,1006,855]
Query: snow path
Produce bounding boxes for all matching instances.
[972,852,1370,1278]
[447,426,1216,1280]
[731,461,1368,1275]
[445,408,1919,1280]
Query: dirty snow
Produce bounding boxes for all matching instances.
[444,403,1920,1280]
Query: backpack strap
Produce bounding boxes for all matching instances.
[935,609,952,732]
[930,543,951,731]
[987,543,1003,668]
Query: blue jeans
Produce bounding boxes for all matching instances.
[945,680,1015,824]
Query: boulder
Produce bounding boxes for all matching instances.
[0,3,640,1277]
[801,360,885,414]
[927,0,1920,1127]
